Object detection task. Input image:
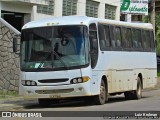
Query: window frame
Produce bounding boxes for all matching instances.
[131,28,143,51]
[97,23,155,53]
[142,29,152,52]
[109,25,123,51]
[105,4,116,20]
[86,0,99,18]
[89,23,99,69]
[98,24,112,51]
[121,27,133,51]
[150,30,156,52]
[62,0,78,16]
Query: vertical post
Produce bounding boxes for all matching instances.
[98,2,105,19]
[31,5,37,21]
[77,0,86,16]
[54,0,63,17]
[125,14,131,22]
[151,0,155,33]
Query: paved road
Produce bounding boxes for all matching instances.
[0,89,160,112]
[0,90,160,120]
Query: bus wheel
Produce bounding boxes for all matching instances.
[38,99,52,106]
[124,77,142,100]
[94,80,106,105]
[133,77,142,99]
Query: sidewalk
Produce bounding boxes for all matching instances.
[0,96,38,111]
[0,96,24,111]
[0,96,23,103]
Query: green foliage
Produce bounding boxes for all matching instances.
[142,15,150,23]
[0,90,18,99]
[157,71,160,77]
[156,13,160,27]
[156,13,160,55]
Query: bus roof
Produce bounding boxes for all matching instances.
[22,16,153,30]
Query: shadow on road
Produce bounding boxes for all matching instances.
[21,95,150,110]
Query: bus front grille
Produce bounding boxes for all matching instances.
[35,88,74,94]
[38,79,69,83]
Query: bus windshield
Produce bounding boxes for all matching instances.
[20,25,89,71]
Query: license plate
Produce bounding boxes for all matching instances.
[49,95,61,98]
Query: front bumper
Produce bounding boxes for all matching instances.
[22,82,92,100]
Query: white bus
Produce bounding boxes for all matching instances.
[14,16,157,106]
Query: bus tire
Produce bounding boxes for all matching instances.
[94,80,106,105]
[124,77,142,100]
[133,77,142,99]
[38,99,52,106]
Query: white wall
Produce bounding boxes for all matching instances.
[0,0,120,22]
[94,0,120,20]
[0,2,32,13]
[77,0,120,20]
[32,0,120,21]
[77,0,86,16]
[31,6,54,21]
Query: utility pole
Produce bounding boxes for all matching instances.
[150,0,155,33]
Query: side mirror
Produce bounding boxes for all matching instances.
[13,34,21,54]
[13,37,17,52]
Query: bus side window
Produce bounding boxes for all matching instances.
[115,27,122,48]
[110,26,116,48]
[127,28,132,48]
[98,24,106,50]
[150,31,155,51]
[89,23,98,69]
[89,23,98,51]
[98,24,111,50]
[142,30,151,50]
[122,27,132,49]
[110,26,122,48]
[132,29,142,49]
[104,25,111,47]
[122,27,127,48]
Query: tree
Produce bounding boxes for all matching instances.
[156,13,160,55]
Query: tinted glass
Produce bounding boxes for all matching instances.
[98,24,110,50]
[132,29,142,48]
[21,26,89,71]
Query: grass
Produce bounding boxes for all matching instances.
[157,71,160,77]
[0,90,18,99]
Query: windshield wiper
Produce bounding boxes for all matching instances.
[53,51,69,70]
[37,50,69,70]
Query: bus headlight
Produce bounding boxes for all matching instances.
[78,78,83,83]
[21,80,37,86]
[73,79,78,84]
[70,76,90,84]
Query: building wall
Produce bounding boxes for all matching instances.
[0,0,120,93]
[0,2,32,14]
[0,21,20,93]
[0,2,33,25]
[33,0,120,20]
[0,0,121,22]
